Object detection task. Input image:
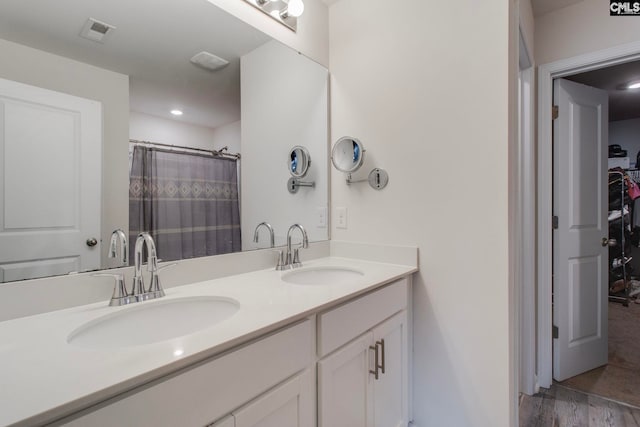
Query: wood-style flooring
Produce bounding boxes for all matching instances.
[520,384,640,427]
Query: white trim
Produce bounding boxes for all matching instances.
[536,39,640,388]
[519,65,536,396]
[519,27,532,70]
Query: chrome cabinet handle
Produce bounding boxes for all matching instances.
[369,339,385,380]
[377,339,385,374]
[86,237,98,247]
[369,344,379,380]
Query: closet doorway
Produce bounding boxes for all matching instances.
[548,58,640,407]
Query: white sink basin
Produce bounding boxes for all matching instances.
[67,296,240,349]
[281,266,364,285]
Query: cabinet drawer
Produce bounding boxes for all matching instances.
[317,279,407,357]
[60,319,313,427]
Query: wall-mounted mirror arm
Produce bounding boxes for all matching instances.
[345,169,389,190]
[332,136,389,190]
[287,177,315,194]
[346,173,367,185]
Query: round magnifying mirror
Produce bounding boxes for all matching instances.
[331,136,365,173]
[288,146,311,178]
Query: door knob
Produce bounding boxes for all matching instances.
[602,237,617,247]
[86,237,98,247]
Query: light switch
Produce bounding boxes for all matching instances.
[336,207,347,229]
[317,207,327,228]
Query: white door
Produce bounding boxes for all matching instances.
[0,77,102,282]
[553,78,609,381]
[233,370,313,427]
[372,312,408,427]
[318,332,374,427]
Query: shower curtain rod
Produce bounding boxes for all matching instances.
[129,139,241,160]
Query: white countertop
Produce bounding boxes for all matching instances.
[0,256,416,427]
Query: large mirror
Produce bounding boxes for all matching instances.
[0,0,328,283]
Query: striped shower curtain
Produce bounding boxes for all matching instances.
[129,146,241,263]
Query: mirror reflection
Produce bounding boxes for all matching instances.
[0,0,328,282]
[289,146,311,178]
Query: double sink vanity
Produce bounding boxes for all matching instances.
[0,2,415,425]
[0,243,417,427]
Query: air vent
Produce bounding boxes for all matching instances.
[80,18,116,43]
[190,51,229,72]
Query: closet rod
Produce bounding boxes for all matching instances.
[129,139,241,160]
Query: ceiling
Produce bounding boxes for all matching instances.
[566,60,640,122]
[531,0,584,16]
[0,0,271,129]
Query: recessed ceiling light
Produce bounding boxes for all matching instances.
[628,81,640,90]
[170,109,183,116]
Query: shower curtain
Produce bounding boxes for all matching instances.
[129,146,241,263]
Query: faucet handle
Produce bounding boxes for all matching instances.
[292,248,302,268]
[147,262,175,299]
[92,273,132,306]
[274,250,287,271]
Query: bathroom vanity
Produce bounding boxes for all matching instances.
[0,250,416,427]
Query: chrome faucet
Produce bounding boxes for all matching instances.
[285,224,309,269]
[93,232,168,306]
[132,232,164,301]
[108,229,128,265]
[253,222,275,248]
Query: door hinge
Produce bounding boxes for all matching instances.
[552,105,559,120]
[552,215,559,229]
[553,325,559,339]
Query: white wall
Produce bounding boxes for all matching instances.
[241,40,328,249]
[211,120,242,155]
[0,39,130,269]
[206,0,329,68]
[610,118,640,167]
[535,0,640,65]
[328,0,516,426]
[130,111,240,153]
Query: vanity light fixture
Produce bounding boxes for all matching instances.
[628,81,640,90]
[170,109,183,116]
[242,0,304,32]
[282,0,305,18]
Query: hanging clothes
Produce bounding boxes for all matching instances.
[129,146,241,262]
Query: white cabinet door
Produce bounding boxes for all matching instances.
[372,311,408,427]
[233,370,314,427]
[318,332,374,427]
[318,310,409,427]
